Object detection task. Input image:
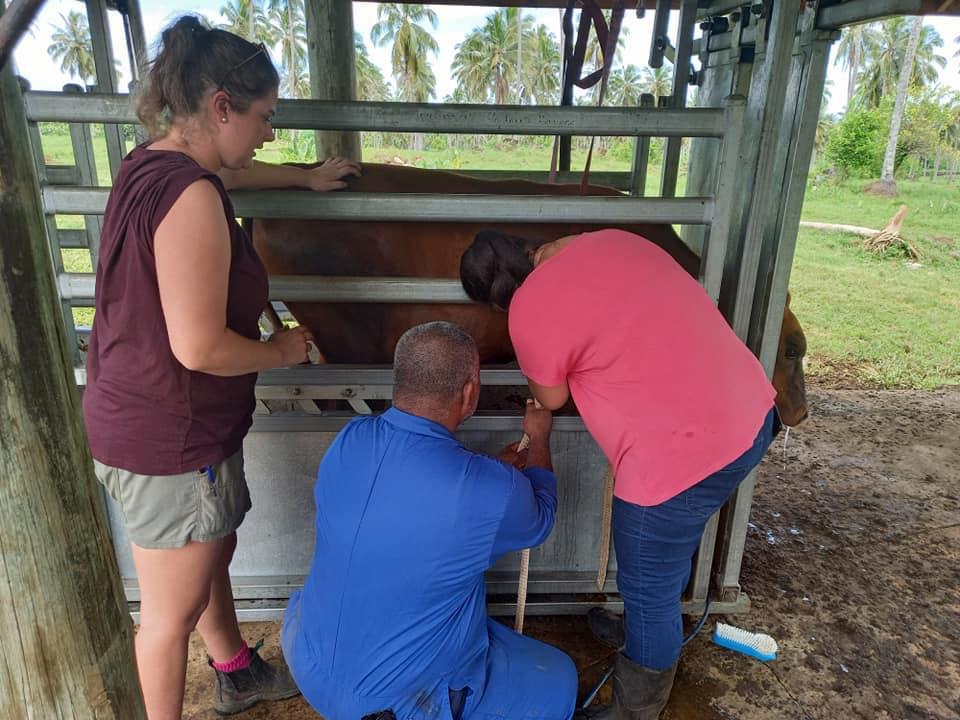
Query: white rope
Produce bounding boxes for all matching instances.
[515,431,532,633]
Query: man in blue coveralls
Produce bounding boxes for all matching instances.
[282,321,577,720]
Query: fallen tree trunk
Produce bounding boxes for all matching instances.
[799,220,877,237]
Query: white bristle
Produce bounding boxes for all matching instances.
[715,623,779,654]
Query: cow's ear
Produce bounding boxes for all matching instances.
[785,291,792,307]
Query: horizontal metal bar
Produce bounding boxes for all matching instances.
[257,366,527,387]
[60,273,471,304]
[354,0,648,8]
[699,0,752,17]
[458,170,631,189]
[692,24,758,54]
[45,165,79,185]
[24,92,729,138]
[42,185,713,225]
[57,229,88,248]
[130,596,747,622]
[485,571,618,594]
[817,0,922,28]
[255,385,395,401]
[488,595,749,617]
[123,574,749,618]
[249,414,587,433]
[275,278,469,303]
[76,366,528,388]
[43,187,714,225]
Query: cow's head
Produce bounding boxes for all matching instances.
[772,293,808,427]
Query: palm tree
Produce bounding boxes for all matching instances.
[643,66,671,103]
[834,23,878,108]
[267,0,307,98]
[875,16,924,195]
[452,9,530,105]
[355,33,390,101]
[48,11,95,86]
[854,17,945,110]
[609,64,644,106]
[370,3,438,103]
[452,9,559,106]
[522,24,561,105]
[219,0,274,45]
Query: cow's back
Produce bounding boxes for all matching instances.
[252,163,696,363]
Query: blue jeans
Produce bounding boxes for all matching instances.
[612,409,775,670]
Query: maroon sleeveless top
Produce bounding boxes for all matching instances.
[83,144,268,475]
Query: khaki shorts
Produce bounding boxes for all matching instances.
[94,450,252,549]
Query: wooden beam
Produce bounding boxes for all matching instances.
[0,21,145,720]
[0,0,45,70]
[306,0,361,160]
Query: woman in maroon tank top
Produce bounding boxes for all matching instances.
[82,16,359,719]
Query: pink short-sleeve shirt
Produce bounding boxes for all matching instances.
[508,229,775,506]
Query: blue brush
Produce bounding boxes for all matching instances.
[712,622,778,662]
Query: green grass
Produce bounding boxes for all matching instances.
[791,228,960,389]
[46,129,959,389]
[802,178,960,265]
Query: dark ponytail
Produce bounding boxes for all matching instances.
[136,15,279,137]
[460,230,539,310]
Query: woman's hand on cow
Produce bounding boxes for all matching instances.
[305,157,362,191]
[268,325,315,366]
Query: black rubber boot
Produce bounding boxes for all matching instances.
[575,653,677,720]
[210,642,301,715]
[587,607,626,649]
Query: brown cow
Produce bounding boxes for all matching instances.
[252,163,808,426]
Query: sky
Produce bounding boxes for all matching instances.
[13,0,960,115]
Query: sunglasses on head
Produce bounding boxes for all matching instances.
[217,42,268,91]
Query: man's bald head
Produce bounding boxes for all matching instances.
[393,322,480,412]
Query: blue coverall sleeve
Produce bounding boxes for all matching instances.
[490,466,558,564]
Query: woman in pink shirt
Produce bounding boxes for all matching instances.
[460,228,777,720]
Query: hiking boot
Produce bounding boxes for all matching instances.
[575,654,677,720]
[210,642,301,715]
[587,606,626,649]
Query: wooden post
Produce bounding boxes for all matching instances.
[306,0,361,160]
[0,37,145,720]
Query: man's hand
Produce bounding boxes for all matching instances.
[498,441,528,470]
[304,157,362,191]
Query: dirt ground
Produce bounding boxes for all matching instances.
[182,385,960,720]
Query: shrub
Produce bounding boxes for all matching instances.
[826,109,885,178]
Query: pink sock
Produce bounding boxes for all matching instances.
[211,644,252,673]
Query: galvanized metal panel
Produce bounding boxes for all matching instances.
[108,429,616,597]
[42,186,714,224]
[24,91,730,138]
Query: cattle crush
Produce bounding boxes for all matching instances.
[6,0,936,622]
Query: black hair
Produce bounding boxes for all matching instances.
[136,15,279,137]
[459,229,539,310]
